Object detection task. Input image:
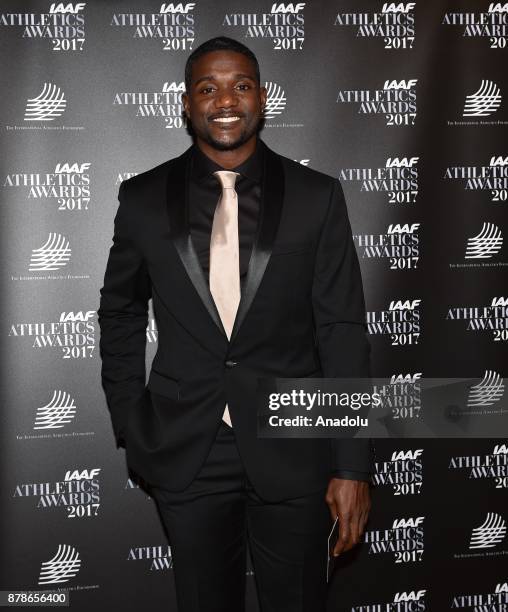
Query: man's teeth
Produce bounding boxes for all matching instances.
[213,116,240,123]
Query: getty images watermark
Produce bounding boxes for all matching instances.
[256,376,508,439]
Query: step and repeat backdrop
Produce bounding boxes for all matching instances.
[1,1,507,610]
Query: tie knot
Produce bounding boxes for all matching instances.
[213,170,240,191]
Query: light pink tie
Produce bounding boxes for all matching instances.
[210,170,241,427]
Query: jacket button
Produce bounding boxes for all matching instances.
[225,360,237,368]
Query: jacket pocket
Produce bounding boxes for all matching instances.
[146,370,180,400]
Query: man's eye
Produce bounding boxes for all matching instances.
[201,87,215,94]
[237,84,250,90]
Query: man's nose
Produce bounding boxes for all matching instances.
[214,89,238,108]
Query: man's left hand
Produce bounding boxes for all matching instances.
[325,477,371,556]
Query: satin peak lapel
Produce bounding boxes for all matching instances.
[166,148,228,339]
[229,145,285,344]
[165,143,284,345]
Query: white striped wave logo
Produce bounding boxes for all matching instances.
[38,544,81,584]
[469,513,506,549]
[463,80,501,117]
[29,233,71,271]
[465,222,503,259]
[34,390,77,429]
[24,82,67,121]
[467,370,505,407]
[263,81,286,118]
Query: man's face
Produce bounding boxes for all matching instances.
[182,50,267,151]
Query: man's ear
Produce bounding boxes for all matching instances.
[259,86,267,110]
[182,92,190,119]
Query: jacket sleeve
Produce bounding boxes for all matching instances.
[311,178,376,482]
[97,181,151,448]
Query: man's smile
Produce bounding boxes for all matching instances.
[210,115,243,125]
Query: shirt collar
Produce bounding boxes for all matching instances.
[191,138,264,184]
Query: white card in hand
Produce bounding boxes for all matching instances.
[326,516,340,583]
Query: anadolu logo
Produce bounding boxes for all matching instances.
[463,80,502,117]
[24,83,66,121]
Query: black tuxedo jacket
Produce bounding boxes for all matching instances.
[98,139,375,502]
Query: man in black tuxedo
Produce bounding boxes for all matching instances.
[98,36,374,612]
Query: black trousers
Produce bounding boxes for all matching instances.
[148,420,333,612]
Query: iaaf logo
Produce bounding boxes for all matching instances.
[339,156,419,204]
[373,444,424,496]
[222,3,305,51]
[353,223,420,270]
[336,79,417,127]
[113,82,185,128]
[469,512,506,549]
[452,581,508,610]
[8,310,96,358]
[0,4,86,51]
[34,389,77,430]
[390,299,421,309]
[3,162,91,211]
[445,297,508,342]
[449,443,508,489]
[444,155,508,203]
[463,80,502,117]
[159,2,195,12]
[465,222,503,259]
[60,310,95,322]
[65,468,100,479]
[390,372,422,384]
[334,3,415,50]
[367,299,421,346]
[110,4,195,51]
[363,516,424,563]
[24,83,66,121]
[467,369,505,407]
[352,590,426,612]
[38,545,81,584]
[49,2,85,11]
[443,4,508,49]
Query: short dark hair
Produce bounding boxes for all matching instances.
[184,36,260,91]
